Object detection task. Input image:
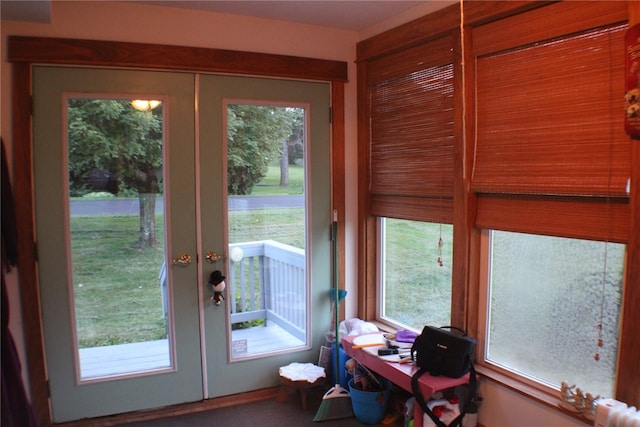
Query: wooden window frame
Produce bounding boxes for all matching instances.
[7,36,348,426]
[357,0,640,415]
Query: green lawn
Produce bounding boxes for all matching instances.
[71,215,167,347]
[382,220,453,329]
[71,164,446,346]
[250,164,304,196]
[72,164,306,347]
[71,213,445,346]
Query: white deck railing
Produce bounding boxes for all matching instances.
[159,241,306,341]
[228,240,306,342]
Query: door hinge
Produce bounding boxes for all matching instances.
[46,379,51,397]
[33,240,38,262]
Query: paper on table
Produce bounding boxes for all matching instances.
[352,333,385,347]
[352,333,412,362]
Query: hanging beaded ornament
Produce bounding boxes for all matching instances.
[437,232,444,267]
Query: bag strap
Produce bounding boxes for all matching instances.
[439,325,468,336]
[411,362,477,427]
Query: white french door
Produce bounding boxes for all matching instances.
[33,67,202,422]
[197,75,331,397]
[32,67,331,422]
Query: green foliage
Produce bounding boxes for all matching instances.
[286,108,304,165]
[69,101,303,197]
[68,99,164,248]
[226,105,300,195]
[67,99,163,195]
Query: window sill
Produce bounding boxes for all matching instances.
[475,364,594,426]
[369,320,397,334]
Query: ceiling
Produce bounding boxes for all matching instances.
[1,0,51,23]
[1,1,455,31]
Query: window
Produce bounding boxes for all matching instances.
[379,218,453,329]
[225,103,309,359]
[363,33,457,330]
[358,0,637,412]
[482,231,625,398]
[471,1,632,405]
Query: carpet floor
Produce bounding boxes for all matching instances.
[124,386,407,427]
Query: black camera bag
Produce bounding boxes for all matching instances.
[410,326,478,427]
[410,325,476,378]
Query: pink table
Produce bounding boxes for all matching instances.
[342,334,470,427]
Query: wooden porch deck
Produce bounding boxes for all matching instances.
[231,323,306,358]
[78,323,305,379]
[79,339,171,379]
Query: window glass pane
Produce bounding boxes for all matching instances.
[68,98,170,380]
[487,231,624,397]
[379,218,453,329]
[225,103,308,359]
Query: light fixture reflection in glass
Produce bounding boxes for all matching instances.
[131,100,162,112]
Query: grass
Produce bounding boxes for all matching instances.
[382,219,453,329]
[72,164,307,347]
[71,163,448,347]
[228,208,305,248]
[251,164,304,196]
[71,213,445,347]
[71,210,307,347]
[71,215,167,348]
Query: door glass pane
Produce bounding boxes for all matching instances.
[67,98,171,380]
[225,103,308,360]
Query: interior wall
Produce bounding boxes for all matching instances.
[481,381,585,427]
[0,2,594,426]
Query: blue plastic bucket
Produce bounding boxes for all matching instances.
[348,379,391,424]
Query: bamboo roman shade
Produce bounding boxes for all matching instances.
[473,23,629,197]
[471,7,631,242]
[368,34,455,223]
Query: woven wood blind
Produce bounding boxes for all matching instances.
[471,15,631,242]
[368,35,455,223]
[473,23,630,197]
[475,195,630,244]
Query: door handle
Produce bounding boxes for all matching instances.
[205,251,224,263]
[172,254,192,266]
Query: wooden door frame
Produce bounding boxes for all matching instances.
[7,36,348,426]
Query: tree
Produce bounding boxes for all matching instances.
[279,138,289,187]
[68,99,163,249]
[281,108,304,186]
[226,105,296,195]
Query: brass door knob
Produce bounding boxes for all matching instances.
[205,251,224,263]
[172,254,192,266]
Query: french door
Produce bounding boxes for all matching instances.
[33,67,331,422]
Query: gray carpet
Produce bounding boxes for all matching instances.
[124,386,406,427]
